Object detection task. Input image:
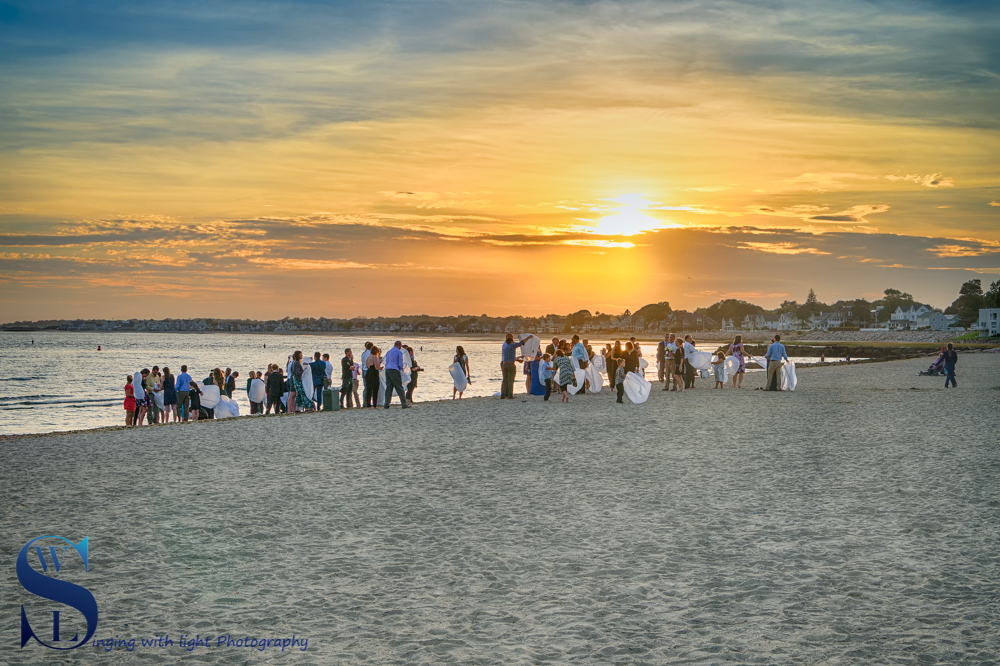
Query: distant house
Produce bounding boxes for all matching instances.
[504,319,524,334]
[977,308,1000,337]
[537,318,560,334]
[890,305,930,329]
[914,311,961,331]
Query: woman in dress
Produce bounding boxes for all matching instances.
[124,375,136,426]
[727,334,746,388]
[364,346,383,408]
[290,350,313,412]
[161,367,179,423]
[453,345,470,399]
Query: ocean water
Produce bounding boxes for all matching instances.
[0,332,843,436]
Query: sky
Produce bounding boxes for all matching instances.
[1,0,998,321]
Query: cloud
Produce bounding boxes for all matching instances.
[736,242,831,255]
[747,203,890,225]
[927,241,1000,257]
[990,201,1000,207]
[378,191,492,210]
[806,204,891,224]
[781,173,877,192]
[885,173,954,187]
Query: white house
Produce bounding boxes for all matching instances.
[504,319,524,335]
[978,308,1000,337]
[890,305,930,329]
[914,311,961,331]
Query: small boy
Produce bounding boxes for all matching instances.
[616,358,627,403]
[712,351,727,389]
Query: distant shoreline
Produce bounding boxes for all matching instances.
[3,327,996,349]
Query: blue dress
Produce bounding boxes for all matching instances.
[162,374,178,406]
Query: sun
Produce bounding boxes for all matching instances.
[592,194,680,236]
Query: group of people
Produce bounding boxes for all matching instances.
[120,332,801,425]
[123,364,226,425]
[498,331,794,404]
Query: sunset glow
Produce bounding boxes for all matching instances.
[0,1,998,320]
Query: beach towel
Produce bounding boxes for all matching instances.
[591,355,606,373]
[622,371,652,404]
[780,361,798,391]
[401,349,412,386]
[215,395,240,418]
[566,369,587,395]
[518,334,540,361]
[200,384,221,409]
[249,378,266,403]
[584,362,603,393]
[449,362,468,392]
[686,351,714,371]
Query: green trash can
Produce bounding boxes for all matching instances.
[322,388,340,411]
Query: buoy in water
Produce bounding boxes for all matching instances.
[98,345,101,351]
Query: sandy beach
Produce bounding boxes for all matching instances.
[2,354,999,664]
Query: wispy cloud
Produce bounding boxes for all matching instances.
[737,241,830,255]
[885,173,954,187]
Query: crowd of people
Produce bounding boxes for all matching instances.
[499,331,792,403]
[121,332,801,424]
[122,343,431,425]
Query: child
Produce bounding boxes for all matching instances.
[615,358,626,403]
[540,353,555,401]
[712,351,727,388]
[124,375,136,426]
[552,349,574,403]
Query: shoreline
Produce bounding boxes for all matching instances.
[0,355,960,442]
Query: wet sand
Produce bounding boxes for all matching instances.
[2,354,999,664]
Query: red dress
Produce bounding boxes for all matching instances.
[124,384,136,411]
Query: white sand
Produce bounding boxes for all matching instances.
[2,354,999,664]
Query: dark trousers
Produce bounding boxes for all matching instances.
[501,362,517,398]
[684,363,696,389]
[544,378,552,401]
[178,390,190,419]
[617,384,625,403]
[384,369,407,408]
[266,395,283,414]
[945,366,957,388]
[340,380,354,408]
[406,378,417,402]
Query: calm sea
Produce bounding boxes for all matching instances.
[0,331,836,436]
